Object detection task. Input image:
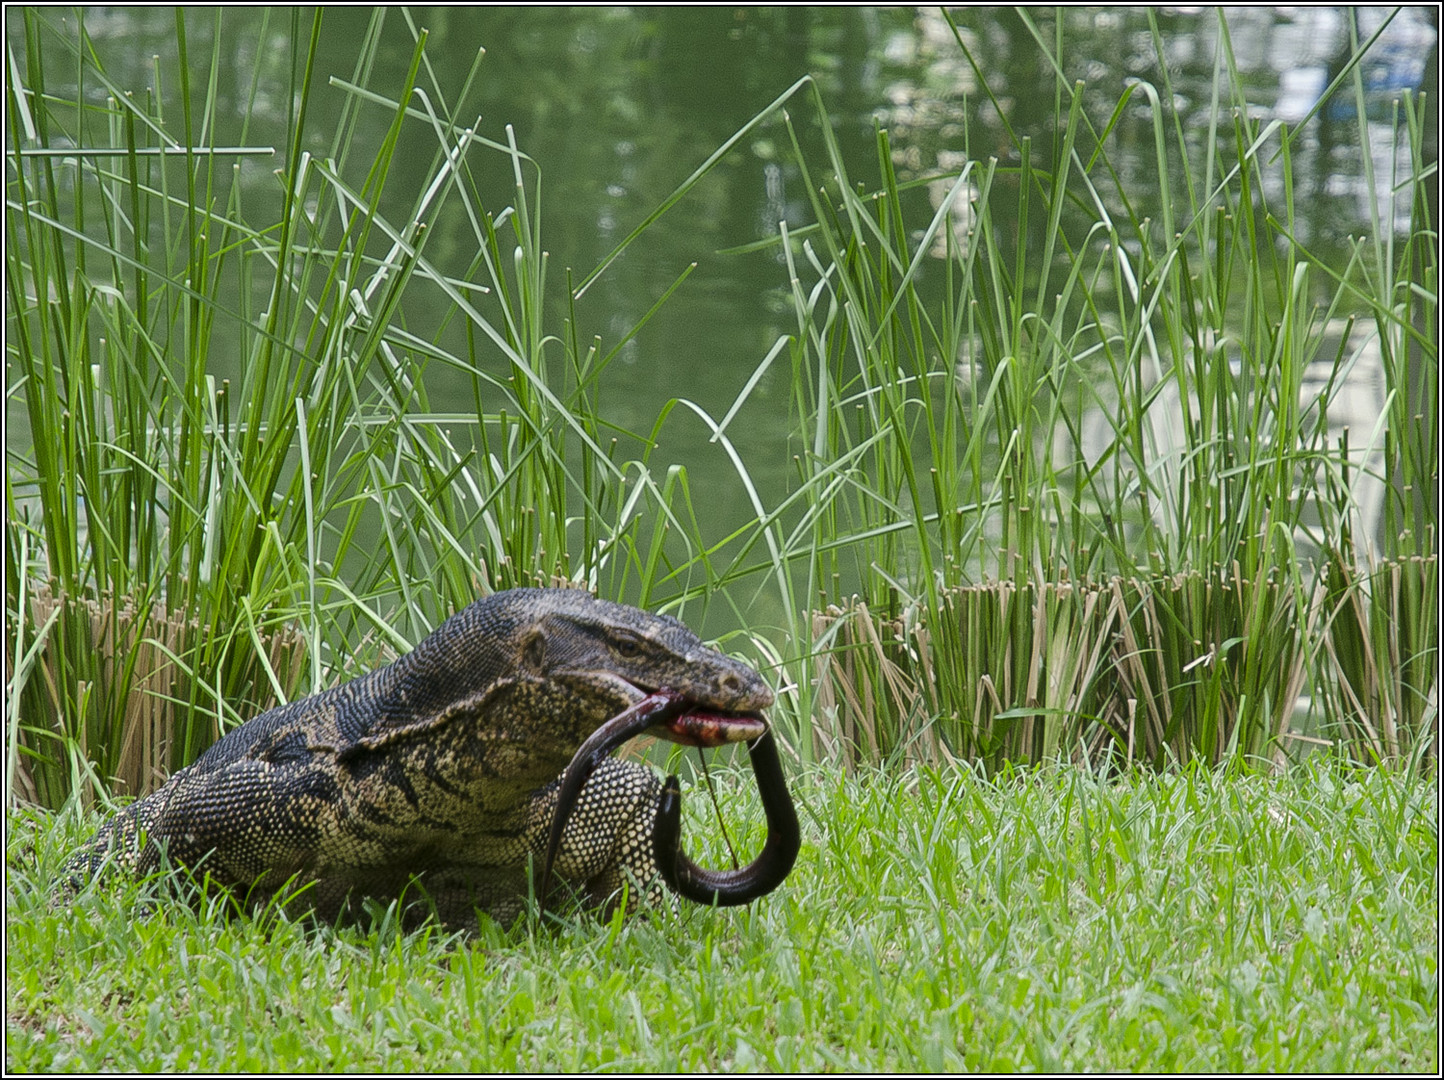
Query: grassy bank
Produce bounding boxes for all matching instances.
[7,758,1436,1071]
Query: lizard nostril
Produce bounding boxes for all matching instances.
[719,670,772,708]
[719,672,746,698]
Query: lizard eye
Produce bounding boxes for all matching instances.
[612,633,644,659]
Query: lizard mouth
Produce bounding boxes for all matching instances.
[539,688,799,915]
[591,673,769,747]
[651,706,767,747]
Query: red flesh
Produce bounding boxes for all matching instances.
[657,709,766,748]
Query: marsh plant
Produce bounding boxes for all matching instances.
[778,10,1435,770]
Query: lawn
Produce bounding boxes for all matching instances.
[8,758,1436,1071]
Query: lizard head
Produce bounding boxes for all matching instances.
[377,587,770,763]
[506,588,774,745]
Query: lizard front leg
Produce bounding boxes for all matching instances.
[526,758,669,916]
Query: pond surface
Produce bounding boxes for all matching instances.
[8,7,1437,611]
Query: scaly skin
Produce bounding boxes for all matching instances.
[61,588,789,929]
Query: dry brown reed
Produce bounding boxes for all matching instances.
[8,586,307,809]
[810,558,1436,772]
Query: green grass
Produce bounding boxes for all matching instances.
[8,757,1436,1071]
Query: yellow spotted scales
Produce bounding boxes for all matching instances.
[62,588,774,929]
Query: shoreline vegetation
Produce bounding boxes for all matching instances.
[6,10,1434,802]
[8,757,1435,1071]
[5,10,1436,1071]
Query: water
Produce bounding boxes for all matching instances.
[7,7,1437,607]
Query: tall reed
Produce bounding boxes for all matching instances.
[768,10,1435,768]
[4,10,779,807]
[6,11,1435,804]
